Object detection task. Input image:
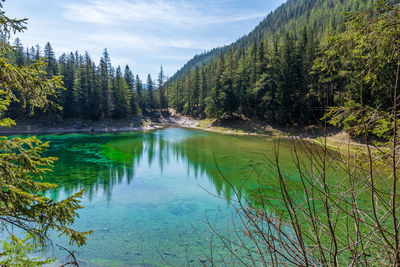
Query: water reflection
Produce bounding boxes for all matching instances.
[43,128,283,205]
[36,128,315,266]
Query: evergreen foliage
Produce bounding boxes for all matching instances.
[167,0,376,124]
[0,1,92,263]
[3,0,389,127]
[5,45,162,120]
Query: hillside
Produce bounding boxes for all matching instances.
[170,0,373,81]
[167,0,379,125]
[3,0,379,126]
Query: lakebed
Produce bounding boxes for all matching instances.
[26,127,311,266]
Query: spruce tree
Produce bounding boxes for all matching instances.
[193,66,200,115]
[136,74,144,113]
[100,49,111,118]
[44,42,57,78]
[205,54,225,119]
[124,65,139,116]
[59,52,77,118]
[13,38,24,66]
[157,66,165,112]
[146,74,154,112]
[34,44,41,60]
[112,66,131,119]
[0,4,91,264]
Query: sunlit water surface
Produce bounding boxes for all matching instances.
[34,128,301,266]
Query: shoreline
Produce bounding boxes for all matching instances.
[0,115,368,152]
[0,125,165,135]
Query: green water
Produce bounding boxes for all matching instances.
[36,127,303,266]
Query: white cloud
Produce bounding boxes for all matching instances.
[7,0,284,78]
[86,31,219,51]
[88,32,152,50]
[63,0,264,27]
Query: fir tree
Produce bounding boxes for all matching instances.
[146,74,154,112]
[157,66,165,112]
[44,42,57,78]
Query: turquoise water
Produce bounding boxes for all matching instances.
[36,128,299,266]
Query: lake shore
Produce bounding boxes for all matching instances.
[0,113,316,137]
[172,115,370,152]
[0,114,366,152]
[0,118,163,135]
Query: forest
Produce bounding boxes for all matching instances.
[5,0,383,127]
[6,42,165,120]
[168,0,379,124]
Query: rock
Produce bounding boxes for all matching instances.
[200,258,206,263]
[163,252,170,256]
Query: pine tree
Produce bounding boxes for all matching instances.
[85,53,101,119]
[29,46,35,61]
[25,47,31,65]
[205,54,225,119]
[74,55,86,117]
[193,66,200,115]
[0,5,91,263]
[158,66,165,112]
[100,49,111,118]
[136,75,144,113]
[59,52,77,117]
[185,67,192,115]
[34,44,41,60]
[124,65,139,116]
[221,48,236,115]
[170,78,184,113]
[13,38,24,66]
[43,42,57,78]
[146,74,154,112]
[112,66,131,119]
[277,33,302,123]
[199,68,207,114]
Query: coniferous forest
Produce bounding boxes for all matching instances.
[168,0,377,124]
[6,0,381,126]
[6,42,163,120]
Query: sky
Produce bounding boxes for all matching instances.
[4,0,286,79]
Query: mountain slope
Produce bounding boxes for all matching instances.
[171,0,373,81]
[166,0,377,125]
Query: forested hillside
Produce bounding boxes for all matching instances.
[171,0,372,81]
[5,0,380,125]
[6,42,165,120]
[167,0,376,124]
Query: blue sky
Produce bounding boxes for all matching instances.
[4,0,286,79]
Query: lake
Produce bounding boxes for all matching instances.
[38,127,301,266]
